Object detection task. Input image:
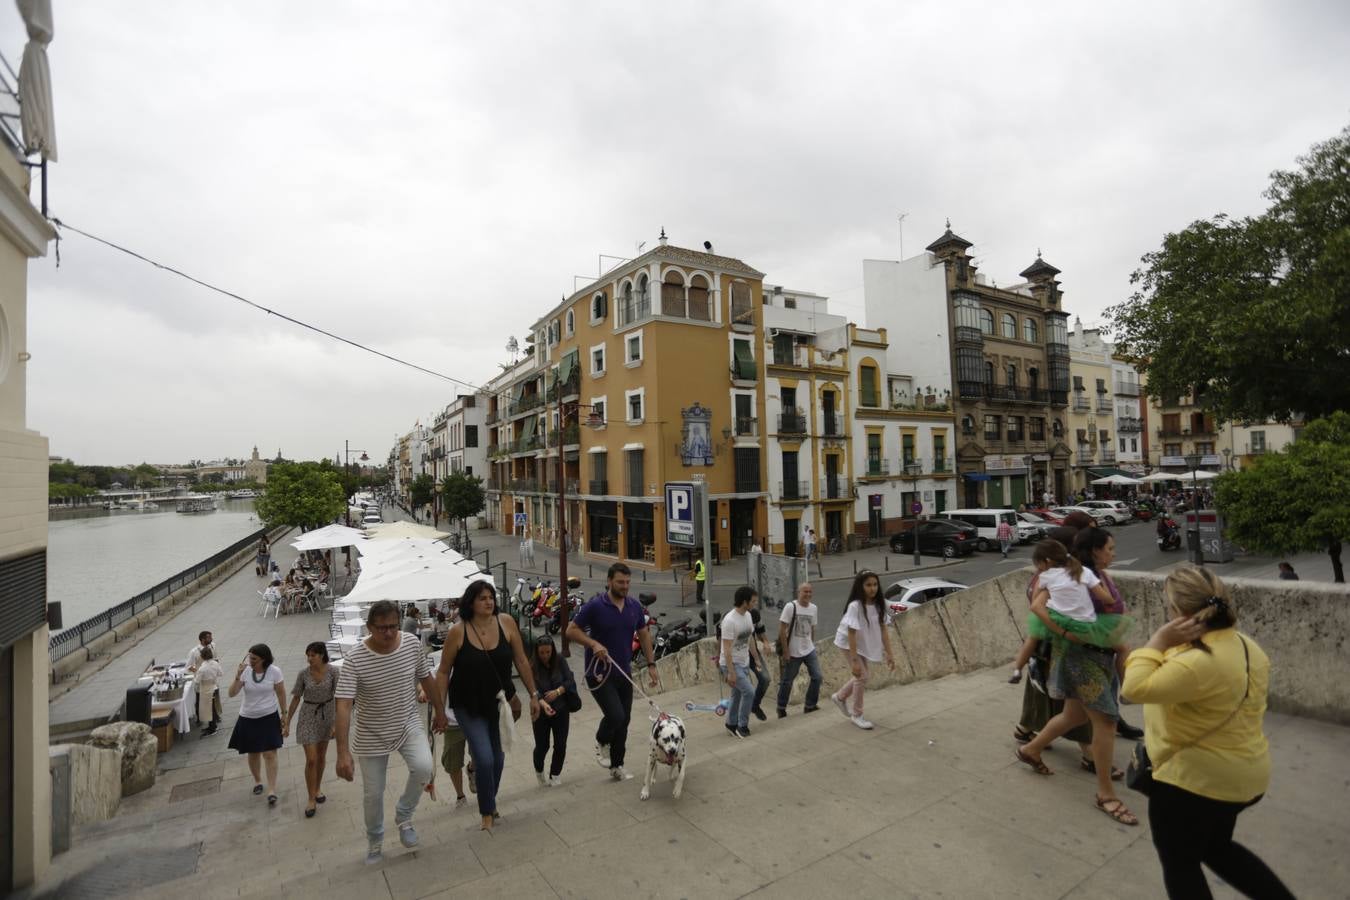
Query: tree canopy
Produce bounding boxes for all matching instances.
[409,473,436,511]
[254,462,346,530]
[441,471,485,537]
[1107,124,1350,422]
[1215,412,1350,582]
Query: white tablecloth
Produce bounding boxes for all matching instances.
[332,619,366,638]
[151,680,197,734]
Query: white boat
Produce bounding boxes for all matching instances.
[226,488,258,500]
[175,494,218,514]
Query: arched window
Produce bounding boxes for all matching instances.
[637,273,650,305]
[592,292,607,322]
[1023,318,1038,343]
[978,309,994,335]
[983,361,994,385]
[1052,418,1063,437]
[1001,313,1016,339]
[1006,364,1017,387]
[565,309,574,336]
[661,270,686,317]
[688,274,711,321]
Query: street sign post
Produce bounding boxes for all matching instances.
[665,482,698,548]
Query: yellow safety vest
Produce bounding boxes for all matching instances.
[694,560,706,582]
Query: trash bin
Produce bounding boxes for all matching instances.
[125,682,152,725]
[1184,510,1235,563]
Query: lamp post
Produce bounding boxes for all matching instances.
[1184,451,1203,566]
[344,442,370,526]
[1222,447,1232,471]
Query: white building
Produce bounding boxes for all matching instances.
[1111,358,1145,471]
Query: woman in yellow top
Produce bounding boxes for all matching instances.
[1122,566,1293,900]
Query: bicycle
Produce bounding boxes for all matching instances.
[825,537,842,555]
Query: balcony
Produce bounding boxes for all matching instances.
[929,456,955,474]
[1100,449,1117,463]
[984,431,1001,445]
[588,479,608,495]
[1114,379,1141,396]
[486,443,501,458]
[1244,443,1266,456]
[1072,395,1090,412]
[1049,390,1068,407]
[1076,448,1095,465]
[864,458,889,477]
[485,478,501,492]
[1118,416,1142,433]
[546,372,581,403]
[1004,433,1025,446]
[859,391,881,409]
[778,480,809,501]
[900,461,923,477]
[485,409,500,426]
[985,385,1052,405]
[546,424,580,448]
[822,414,843,437]
[735,416,758,437]
[731,297,755,330]
[509,478,539,493]
[1096,398,1113,413]
[778,412,806,435]
[824,475,843,499]
[509,394,544,417]
[771,345,809,368]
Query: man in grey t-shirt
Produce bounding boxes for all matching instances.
[775,582,823,717]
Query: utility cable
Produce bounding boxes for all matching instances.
[49,217,487,393]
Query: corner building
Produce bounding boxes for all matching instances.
[483,236,769,568]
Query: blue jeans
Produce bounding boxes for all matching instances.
[720,663,754,729]
[455,706,505,817]
[356,734,433,847]
[776,649,823,711]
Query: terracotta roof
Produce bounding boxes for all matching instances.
[1019,256,1061,279]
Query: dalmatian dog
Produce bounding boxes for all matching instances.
[639,713,686,801]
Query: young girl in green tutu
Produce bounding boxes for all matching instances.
[1009,539,1130,680]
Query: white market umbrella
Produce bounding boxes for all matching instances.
[364,521,452,541]
[1091,474,1142,486]
[1140,470,1220,484]
[291,523,368,551]
[355,537,446,557]
[17,0,56,161]
[344,565,482,604]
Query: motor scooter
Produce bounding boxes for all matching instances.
[1156,517,1181,551]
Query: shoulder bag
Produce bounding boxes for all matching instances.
[465,614,519,751]
[776,604,798,676]
[1125,635,1250,796]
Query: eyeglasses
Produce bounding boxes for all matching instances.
[369,623,401,633]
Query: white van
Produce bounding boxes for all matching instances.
[932,509,1034,550]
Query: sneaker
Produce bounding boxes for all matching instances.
[851,715,874,730]
[595,743,612,769]
[610,766,632,781]
[365,844,383,865]
[803,705,821,714]
[830,694,850,718]
[752,706,767,722]
[536,772,547,786]
[548,774,563,787]
[1116,719,1145,740]
[455,795,467,809]
[776,708,787,719]
[726,723,740,738]
[397,822,419,849]
[737,726,752,738]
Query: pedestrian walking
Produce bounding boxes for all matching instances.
[436,580,540,831]
[775,582,822,717]
[334,601,446,864]
[192,647,223,737]
[565,563,659,781]
[1123,566,1294,900]
[1073,527,1144,741]
[530,636,578,787]
[805,528,817,561]
[255,535,270,577]
[693,553,707,604]
[830,570,896,729]
[436,686,470,809]
[284,641,338,818]
[719,586,759,738]
[747,597,773,722]
[1277,562,1299,581]
[997,517,1015,559]
[226,644,287,805]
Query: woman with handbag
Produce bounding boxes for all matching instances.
[530,636,579,787]
[435,579,541,832]
[1122,566,1293,899]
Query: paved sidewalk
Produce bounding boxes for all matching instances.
[30,665,1349,899]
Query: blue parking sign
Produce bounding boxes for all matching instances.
[665,482,696,547]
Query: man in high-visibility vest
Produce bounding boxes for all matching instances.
[693,554,707,604]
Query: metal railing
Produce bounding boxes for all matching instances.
[778,412,806,434]
[777,480,809,501]
[822,415,843,436]
[824,476,843,499]
[1096,398,1113,412]
[735,416,758,437]
[1072,395,1090,411]
[731,298,754,327]
[588,480,608,494]
[619,296,651,327]
[1113,380,1141,396]
[1076,449,1095,464]
[865,458,889,476]
[1118,416,1143,433]
[49,526,272,663]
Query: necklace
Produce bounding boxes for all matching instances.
[250,667,266,683]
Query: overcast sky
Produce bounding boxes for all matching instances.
[10,1,1348,466]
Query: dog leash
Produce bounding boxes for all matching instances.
[584,653,666,720]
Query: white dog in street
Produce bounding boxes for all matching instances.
[639,713,686,801]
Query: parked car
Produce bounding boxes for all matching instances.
[1077,500,1133,524]
[883,577,968,614]
[1049,505,1118,526]
[888,519,979,558]
[1016,512,1054,540]
[361,512,383,528]
[932,508,1036,550]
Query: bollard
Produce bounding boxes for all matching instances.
[853,559,858,574]
[884,556,889,571]
[544,560,549,573]
[589,564,593,578]
[642,569,647,581]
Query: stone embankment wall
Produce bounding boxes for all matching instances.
[648,569,1350,725]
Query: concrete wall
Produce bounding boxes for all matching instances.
[647,569,1350,726]
[49,742,121,854]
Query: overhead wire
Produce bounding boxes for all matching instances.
[49,217,490,394]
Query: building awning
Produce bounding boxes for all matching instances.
[560,349,577,384]
[732,342,756,379]
[1087,467,1135,479]
[546,367,558,390]
[521,417,537,439]
[963,473,992,481]
[587,446,606,454]
[622,442,644,451]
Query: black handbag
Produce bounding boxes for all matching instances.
[1125,636,1250,796]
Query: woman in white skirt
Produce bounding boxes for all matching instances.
[227,643,288,805]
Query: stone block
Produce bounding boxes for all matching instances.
[50,743,121,832]
[89,721,158,796]
[892,601,960,682]
[50,649,88,683]
[939,576,1027,671]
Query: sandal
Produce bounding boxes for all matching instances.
[252,784,265,796]
[1013,726,1035,744]
[1081,757,1125,781]
[267,794,278,807]
[1095,795,1139,826]
[1015,747,1053,776]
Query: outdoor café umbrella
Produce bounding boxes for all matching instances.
[290,523,368,551]
[17,0,56,161]
[343,565,482,604]
[1091,474,1142,486]
[363,521,452,541]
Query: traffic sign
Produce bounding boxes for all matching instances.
[514,512,527,527]
[665,482,697,548]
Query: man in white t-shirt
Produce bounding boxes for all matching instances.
[719,586,759,738]
[775,583,823,717]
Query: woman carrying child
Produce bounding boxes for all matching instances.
[1014,539,1139,826]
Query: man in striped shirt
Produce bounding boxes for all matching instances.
[335,600,447,865]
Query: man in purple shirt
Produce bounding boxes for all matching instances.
[565,562,658,781]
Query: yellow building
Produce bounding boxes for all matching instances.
[484,235,770,568]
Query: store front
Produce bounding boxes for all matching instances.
[586,500,618,555]
[623,502,655,562]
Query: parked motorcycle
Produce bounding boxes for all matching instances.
[1156,517,1181,551]
[655,611,720,659]
[630,593,661,662]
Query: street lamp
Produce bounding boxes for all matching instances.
[344,441,370,526]
[1222,447,1232,471]
[1183,451,1204,566]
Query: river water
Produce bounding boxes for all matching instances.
[48,499,264,630]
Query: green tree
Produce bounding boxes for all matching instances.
[254,462,346,530]
[1215,412,1350,582]
[441,471,485,541]
[132,463,160,488]
[1107,124,1350,422]
[409,473,436,511]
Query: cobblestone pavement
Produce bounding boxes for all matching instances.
[29,666,1350,900]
